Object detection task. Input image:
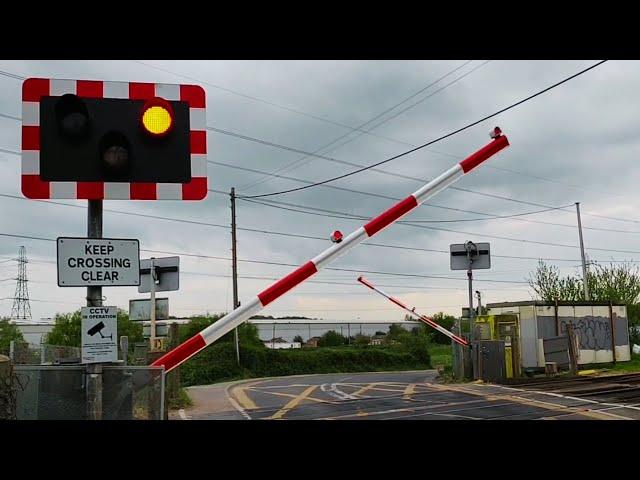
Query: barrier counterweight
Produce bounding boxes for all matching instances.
[152,133,509,372]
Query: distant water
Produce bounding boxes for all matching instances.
[253,322,416,342]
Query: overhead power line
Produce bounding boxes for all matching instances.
[1,190,638,264]
[236,193,640,235]
[241,196,574,223]
[130,61,436,149]
[0,65,625,225]
[127,61,616,201]
[0,191,596,263]
[209,159,640,231]
[238,60,608,198]
[240,60,490,191]
[0,230,529,284]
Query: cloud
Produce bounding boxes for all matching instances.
[0,59,633,323]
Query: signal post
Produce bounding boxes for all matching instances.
[21,78,208,419]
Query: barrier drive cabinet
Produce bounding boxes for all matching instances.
[484,301,631,373]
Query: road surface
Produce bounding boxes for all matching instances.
[173,370,640,420]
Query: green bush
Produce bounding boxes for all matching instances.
[174,317,433,387]
[318,330,346,347]
[181,342,246,386]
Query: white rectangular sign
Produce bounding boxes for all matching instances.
[57,237,140,287]
[81,306,118,364]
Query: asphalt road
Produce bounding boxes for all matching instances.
[173,370,639,420]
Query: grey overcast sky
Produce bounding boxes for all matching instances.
[0,59,636,323]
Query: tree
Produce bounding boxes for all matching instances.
[45,311,82,347]
[387,324,406,340]
[429,313,457,344]
[0,318,24,355]
[293,335,304,344]
[529,261,640,347]
[354,334,371,347]
[529,260,640,303]
[318,330,346,347]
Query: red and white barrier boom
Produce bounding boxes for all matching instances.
[152,129,509,372]
[357,276,469,347]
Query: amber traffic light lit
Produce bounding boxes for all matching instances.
[141,98,174,137]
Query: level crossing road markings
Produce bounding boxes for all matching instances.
[402,384,417,400]
[341,382,410,397]
[230,386,259,410]
[246,387,333,405]
[269,385,319,420]
[317,395,507,420]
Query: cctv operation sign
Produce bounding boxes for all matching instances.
[81,306,118,364]
[57,237,140,286]
[21,78,207,200]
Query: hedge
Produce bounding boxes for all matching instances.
[181,344,431,387]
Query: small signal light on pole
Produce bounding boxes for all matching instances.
[330,230,343,243]
[490,126,502,139]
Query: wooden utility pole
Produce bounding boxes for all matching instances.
[567,322,579,375]
[230,188,240,365]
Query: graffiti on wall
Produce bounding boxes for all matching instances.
[559,316,612,350]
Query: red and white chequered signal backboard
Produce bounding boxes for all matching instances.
[21,78,207,200]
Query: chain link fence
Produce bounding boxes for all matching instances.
[10,341,81,365]
[13,365,164,420]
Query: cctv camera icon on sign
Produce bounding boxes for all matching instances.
[87,321,113,340]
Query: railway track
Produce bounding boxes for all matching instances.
[507,373,640,404]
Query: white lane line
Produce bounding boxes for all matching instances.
[320,383,355,401]
[331,383,359,400]
[228,396,253,420]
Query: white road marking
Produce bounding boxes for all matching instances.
[331,383,359,400]
[320,383,356,401]
[228,396,253,420]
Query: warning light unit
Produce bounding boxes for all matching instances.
[21,78,208,201]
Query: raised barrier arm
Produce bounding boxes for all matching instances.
[152,130,509,371]
[357,275,469,347]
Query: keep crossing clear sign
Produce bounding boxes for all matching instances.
[81,306,118,364]
[57,237,140,286]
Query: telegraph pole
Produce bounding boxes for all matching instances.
[575,202,590,300]
[476,290,482,316]
[230,188,240,365]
